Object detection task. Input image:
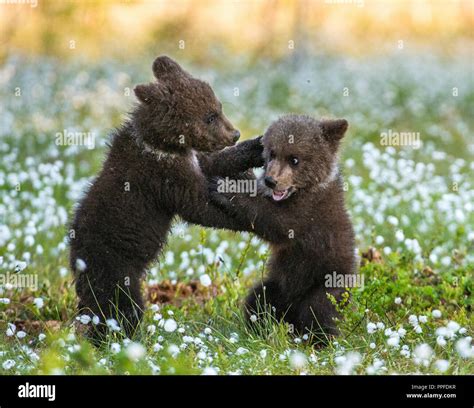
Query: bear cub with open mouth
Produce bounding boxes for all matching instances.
[210,114,356,342]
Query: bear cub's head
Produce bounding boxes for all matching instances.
[261,114,348,201]
[134,56,240,152]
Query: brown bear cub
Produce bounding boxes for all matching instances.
[69,56,263,341]
[210,114,356,342]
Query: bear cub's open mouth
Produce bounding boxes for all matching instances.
[271,188,293,201]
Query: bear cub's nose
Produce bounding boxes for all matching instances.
[232,130,240,142]
[264,176,277,189]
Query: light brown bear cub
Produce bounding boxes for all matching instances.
[210,114,356,343]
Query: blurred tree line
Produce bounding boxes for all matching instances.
[0,0,472,63]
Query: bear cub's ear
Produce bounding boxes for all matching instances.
[134,82,169,105]
[320,119,349,141]
[134,84,154,104]
[152,56,186,79]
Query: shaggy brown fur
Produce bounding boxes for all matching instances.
[210,114,356,342]
[69,56,263,341]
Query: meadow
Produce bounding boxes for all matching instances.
[0,51,473,375]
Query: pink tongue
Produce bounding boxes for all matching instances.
[272,191,285,201]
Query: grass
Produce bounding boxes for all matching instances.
[0,52,472,375]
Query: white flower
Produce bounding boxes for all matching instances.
[75,258,87,272]
[432,309,442,318]
[387,216,399,226]
[33,297,44,309]
[455,337,473,358]
[164,319,177,333]
[440,256,451,266]
[0,298,11,305]
[418,315,428,324]
[15,261,27,272]
[395,230,405,242]
[16,331,27,339]
[204,327,212,335]
[394,297,402,305]
[436,336,447,347]
[126,342,146,361]
[78,314,91,325]
[289,351,307,370]
[92,315,100,325]
[375,235,384,245]
[387,334,400,347]
[199,274,212,287]
[38,333,46,341]
[147,325,156,335]
[367,322,377,334]
[260,349,267,359]
[110,343,121,354]
[167,344,180,358]
[150,304,159,312]
[369,342,376,349]
[398,327,407,337]
[376,322,385,330]
[434,359,449,373]
[106,319,121,332]
[2,359,15,370]
[447,321,460,333]
[202,367,218,375]
[383,246,392,255]
[366,357,385,374]
[235,347,249,355]
[6,323,16,337]
[152,343,163,352]
[408,315,418,326]
[413,343,433,366]
[250,314,257,323]
[384,328,393,336]
[335,352,361,375]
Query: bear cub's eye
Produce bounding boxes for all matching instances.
[289,156,299,166]
[205,113,218,125]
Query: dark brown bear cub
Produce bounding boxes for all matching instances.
[69,56,263,341]
[210,114,356,342]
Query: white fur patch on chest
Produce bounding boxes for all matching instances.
[189,149,201,173]
[318,160,339,190]
[137,135,202,174]
[142,141,179,161]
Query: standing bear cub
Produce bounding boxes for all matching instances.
[211,114,356,342]
[69,56,263,341]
